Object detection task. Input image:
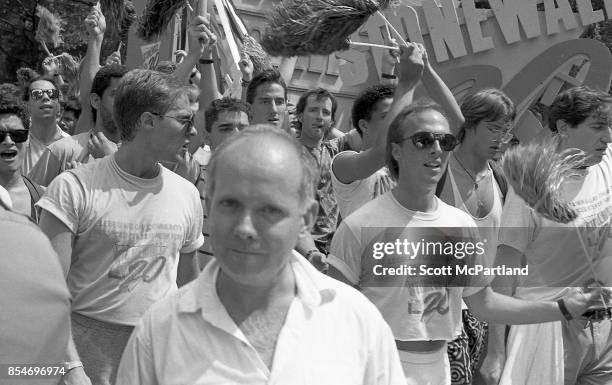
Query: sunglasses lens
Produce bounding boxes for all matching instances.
[412,133,435,148]
[12,130,29,143]
[31,90,43,100]
[439,135,458,151]
[48,89,59,99]
[0,130,28,143]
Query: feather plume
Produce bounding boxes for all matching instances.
[137,0,188,42]
[35,5,64,48]
[120,0,137,43]
[502,136,586,223]
[261,0,392,57]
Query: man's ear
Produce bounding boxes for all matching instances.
[90,93,101,110]
[358,119,368,137]
[556,120,569,135]
[298,199,318,239]
[140,111,156,133]
[390,142,402,163]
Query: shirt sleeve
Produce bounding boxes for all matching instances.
[498,186,536,254]
[115,316,158,385]
[327,221,363,285]
[180,186,204,253]
[27,147,62,187]
[35,171,85,234]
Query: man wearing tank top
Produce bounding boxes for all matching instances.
[436,89,515,385]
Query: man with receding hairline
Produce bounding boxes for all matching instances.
[116,125,404,385]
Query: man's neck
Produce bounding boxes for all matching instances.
[30,119,59,144]
[95,120,121,143]
[216,262,296,317]
[454,144,489,174]
[113,143,160,179]
[392,180,437,212]
[299,135,322,150]
[0,170,24,190]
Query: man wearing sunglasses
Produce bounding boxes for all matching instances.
[37,69,204,385]
[328,99,604,384]
[21,76,69,175]
[0,84,44,222]
[29,64,128,187]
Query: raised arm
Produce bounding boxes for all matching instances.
[75,4,105,135]
[173,15,217,86]
[420,45,464,133]
[332,43,424,184]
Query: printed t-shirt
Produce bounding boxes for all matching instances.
[36,155,204,326]
[328,191,490,342]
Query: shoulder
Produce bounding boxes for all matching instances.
[344,192,393,225]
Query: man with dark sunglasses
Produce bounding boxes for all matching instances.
[37,70,204,385]
[0,84,44,222]
[21,76,69,176]
[327,99,605,384]
[28,64,128,187]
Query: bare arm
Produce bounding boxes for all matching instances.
[173,15,218,86]
[420,46,464,133]
[332,43,424,184]
[465,285,603,325]
[75,5,105,135]
[39,209,74,278]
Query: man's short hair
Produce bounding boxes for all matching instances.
[245,69,287,105]
[459,88,515,142]
[22,75,62,103]
[351,84,395,136]
[113,69,192,142]
[204,97,251,133]
[90,64,129,122]
[207,124,318,206]
[91,64,129,98]
[0,83,28,129]
[386,99,448,180]
[294,88,337,133]
[548,86,612,132]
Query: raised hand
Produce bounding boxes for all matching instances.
[84,4,106,41]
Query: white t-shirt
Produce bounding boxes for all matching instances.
[499,146,612,298]
[331,152,395,220]
[37,155,204,325]
[328,191,490,341]
[116,251,405,385]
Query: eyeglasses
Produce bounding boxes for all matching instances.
[484,122,514,143]
[0,129,29,143]
[151,112,195,132]
[30,89,59,101]
[400,132,459,152]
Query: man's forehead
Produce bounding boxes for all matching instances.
[403,109,450,132]
[373,97,393,113]
[305,94,332,108]
[0,113,25,129]
[215,110,249,124]
[31,80,56,90]
[592,104,612,124]
[255,82,285,99]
